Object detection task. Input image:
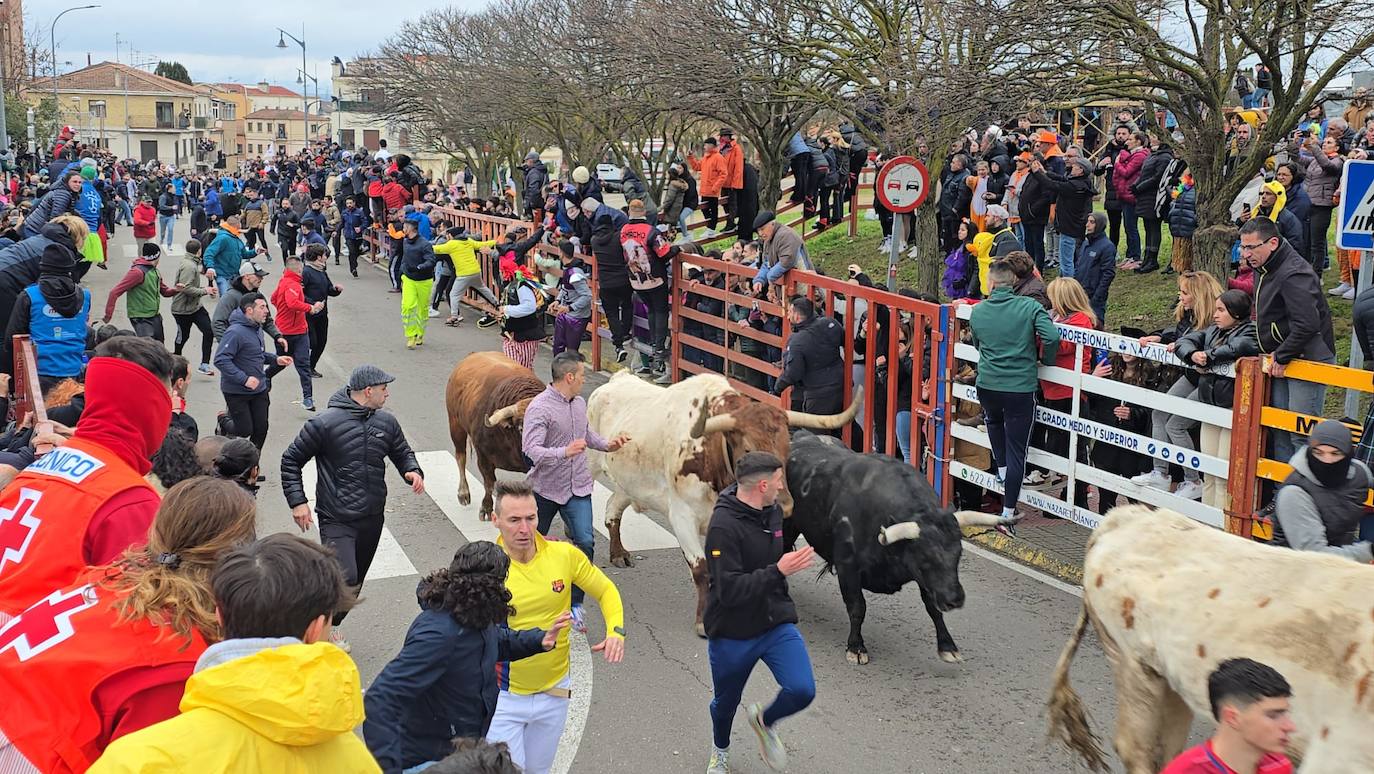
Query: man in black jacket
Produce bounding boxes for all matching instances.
[280,363,425,649]
[1030,156,1094,279]
[1242,217,1335,463]
[703,452,815,774]
[772,297,845,418]
[301,244,341,377]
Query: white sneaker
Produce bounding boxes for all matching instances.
[746,703,787,770]
[703,228,719,238]
[1343,287,1357,300]
[1130,470,1171,490]
[1329,282,1352,296]
[706,748,730,774]
[427,307,441,318]
[864,208,879,221]
[906,244,919,258]
[1023,470,1047,487]
[878,236,892,254]
[1173,479,1203,501]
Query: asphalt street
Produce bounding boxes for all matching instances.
[85,223,1199,773]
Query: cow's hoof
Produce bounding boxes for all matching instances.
[457,491,472,506]
[610,553,634,568]
[694,622,706,638]
[846,649,870,665]
[938,650,964,664]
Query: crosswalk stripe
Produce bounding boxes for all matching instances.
[300,460,418,579]
[414,450,681,552]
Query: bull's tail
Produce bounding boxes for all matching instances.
[1046,605,1108,772]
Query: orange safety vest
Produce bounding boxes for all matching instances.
[0,437,157,617]
[0,582,206,772]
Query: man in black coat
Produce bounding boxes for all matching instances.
[280,364,425,645]
[772,297,846,419]
[301,244,341,377]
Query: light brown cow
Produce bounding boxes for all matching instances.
[587,372,857,636]
[1048,505,1374,773]
[444,352,544,520]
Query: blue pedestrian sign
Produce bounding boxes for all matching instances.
[1338,159,1374,250]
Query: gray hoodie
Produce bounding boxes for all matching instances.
[1273,448,1374,562]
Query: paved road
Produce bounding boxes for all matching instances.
[85,224,1193,773]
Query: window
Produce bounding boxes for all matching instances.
[310,124,318,136]
[155,102,174,128]
[363,129,380,150]
[210,103,219,119]
[236,143,243,154]
[276,123,287,139]
[223,103,236,120]
[360,88,384,103]
[397,128,410,147]
[341,129,355,148]
[88,100,106,118]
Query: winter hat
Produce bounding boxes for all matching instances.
[39,243,76,275]
[1308,419,1353,456]
[1069,157,1094,177]
[348,364,395,391]
[524,151,540,162]
[572,166,590,184]
[703,137,718,147]
[141,242,162,259]
[80,165,96,180]
[564,199,580,217]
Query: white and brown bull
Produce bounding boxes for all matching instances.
[587,372,857,636]
[444,352,545,520]
[1048,505,1374,773]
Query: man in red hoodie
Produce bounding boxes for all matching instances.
[270,255,322,411]
[0,336,173,621]
[131,196,157,252]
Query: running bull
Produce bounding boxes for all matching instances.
[1048,505,1374,773]
[785,430,1017,665]
[444,351,544,520]
[587,372,858,636]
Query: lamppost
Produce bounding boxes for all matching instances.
[50,5,100,143]
[298,68,319,145]
[275,25,307,152]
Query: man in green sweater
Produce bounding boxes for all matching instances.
[967,260,1060,532]
[104,242,178,342]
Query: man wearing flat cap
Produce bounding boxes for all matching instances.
[280,363,425,651]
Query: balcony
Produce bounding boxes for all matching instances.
[124,115,196,132]
[337,100,377,113]
[194,116,209,129]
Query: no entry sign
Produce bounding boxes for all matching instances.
[875,156,930,213]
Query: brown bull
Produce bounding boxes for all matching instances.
[444,351,545,520]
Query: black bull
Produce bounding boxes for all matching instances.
[784,431,1015,664]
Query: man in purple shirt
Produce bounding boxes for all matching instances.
[522,351,630,630]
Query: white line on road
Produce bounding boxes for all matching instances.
[300,461,418,579]
[552,629,593,774]
[962,541,1083,599]
[413,449,680,551]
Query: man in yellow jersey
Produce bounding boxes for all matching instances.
[488,479,625,774]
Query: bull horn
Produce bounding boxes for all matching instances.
[486,404,521,427]
[955,510,1022,529]
[786,387,862,430]
[701,414,736,435]
[878,521,922,545]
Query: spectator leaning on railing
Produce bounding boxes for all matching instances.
[1271,419,1373,562]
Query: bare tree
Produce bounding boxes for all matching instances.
[1050,0,1374,276]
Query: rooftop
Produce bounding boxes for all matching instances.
[35,61,197,95]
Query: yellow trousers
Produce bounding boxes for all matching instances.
[401,277,433,342]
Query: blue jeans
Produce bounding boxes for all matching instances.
[708,623,815,750]
[895,410,913,463]
[678,207,696,234]
[116,199,133,225]
[1058,234,1079,278]
[282,332,313,403]
[535,492,594,605]
[1252,87,1269,107]
[1121,204,1141,260]
[1270,364,1333,462]
[215,275,232,297]
[158,215,176,248]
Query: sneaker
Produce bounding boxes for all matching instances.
[1023,470,1048,488]
[303,398,316,412]
[703,228,719,238]
[310,369,323,378]
[906,244,919,258]
[1173,479,1203,501]
[655,371,675,385]
[476,314,499,329]
[1329,282,1352,296]
[634,364,654,376]
[329,628,351,654]
[197,363,215,376]
[1342,287,1356,301]
[350,269,359,278]
[706,748,730,774]
[1130,469,1171,490]
[428,307,441,318]
[570,604,588,634]
[746,703,787,770]
[878,236,892,254]
[406,338,417,350]
[616,347,629,364]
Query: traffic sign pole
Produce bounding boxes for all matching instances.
[1344,250,1373,420]
[888,213,904,291]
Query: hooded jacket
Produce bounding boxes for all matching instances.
[1272,447,1373,562]
[212,276,283,341]
[399,234,438,281]
[171,253,210,316]
[88,640,379,774]
[362,590,547,773]
[1254,237,1335,364]
[589,206,630,288]
[4,241,88,377]
[280,387,422,523]
[1131,144,1176,219]
[202,227,255,281]
[1253,181,1306,255]
[773,314,845,394]
[703,484,797,640]
[0,222,91,334]
[1074,230,1117,321]
[21,184,78,238]
[1112,146,1149,205]
[689,147,729,198]
[1169,179,1198,239]
[1304,149,1343,206]
[214,308,278,395]
[269,268,312,336]
[434,235,498,277]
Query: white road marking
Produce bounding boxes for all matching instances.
[413,449,680,551]
[552,629,593,774]
[300,460,418,579]
[122,242,184,259]
[961,541,1082,599]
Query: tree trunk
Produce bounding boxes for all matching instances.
[756,142,785,214]
[1193,206,1237,280]
[912,205,942,296]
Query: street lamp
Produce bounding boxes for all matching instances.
[274,25,307,152]
[50,5,100,149]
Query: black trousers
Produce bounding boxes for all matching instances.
[431,273,455,311]
[130,314,164,343]
[319,513,384,625]
[173,309,214,365]
[224,391,270,449]
[789,154,809,203]
[1105,206,1122,248]
[636,283,671,359]
[1310,204,1335,273]
[245,226,269,257]
[722,187,740,230]
[701,196,720,230]
[600,284,635,349]
[976,387,1037,512]
[328,228,341,263]
[278,234,296,258]
[346,237,362,274]
[307,313,328,370]
[801,384,844,437]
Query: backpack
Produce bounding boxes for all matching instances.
[621,224,664,291]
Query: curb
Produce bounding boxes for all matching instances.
[961,528,1085,586]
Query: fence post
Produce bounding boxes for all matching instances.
[1225,356,1265,536]
[933,304,952,505]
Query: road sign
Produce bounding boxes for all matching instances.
[875,156,930,213]
[1337,158,1374,250]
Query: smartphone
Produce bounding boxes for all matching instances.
[1093,349,1110,368]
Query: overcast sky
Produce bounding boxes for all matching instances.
[36,2,487,96]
